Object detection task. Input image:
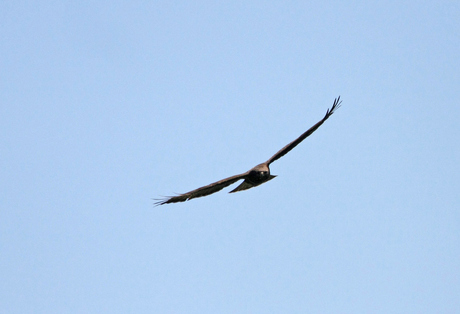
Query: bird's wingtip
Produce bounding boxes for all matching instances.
[152,197,167,206]
[325,96,342,118]
[152,194,178,206]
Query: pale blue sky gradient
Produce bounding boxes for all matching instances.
[1,1,459,313]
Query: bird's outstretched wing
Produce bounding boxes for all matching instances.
[154,172,248,206]
[266,96,342,165]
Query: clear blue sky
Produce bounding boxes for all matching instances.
[1,1,459,313]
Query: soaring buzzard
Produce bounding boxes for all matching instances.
[155,96,342,206]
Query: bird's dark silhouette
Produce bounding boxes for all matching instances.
[155,96,342,206]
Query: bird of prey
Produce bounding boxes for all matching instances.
[155,96,342,206]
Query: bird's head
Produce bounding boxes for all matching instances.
[251,163,270,173]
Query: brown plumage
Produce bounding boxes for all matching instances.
[155,96,342,206]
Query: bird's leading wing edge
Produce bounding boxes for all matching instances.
[266,96,341,165]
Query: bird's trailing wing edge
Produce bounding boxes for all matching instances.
[154,172,248,206]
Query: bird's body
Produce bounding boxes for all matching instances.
[155,96,342,206]
[229,162,275,193]
[245,164,271,185]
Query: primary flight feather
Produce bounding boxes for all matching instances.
[155,96,342,206]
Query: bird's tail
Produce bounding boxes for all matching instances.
[229,175,276,193]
